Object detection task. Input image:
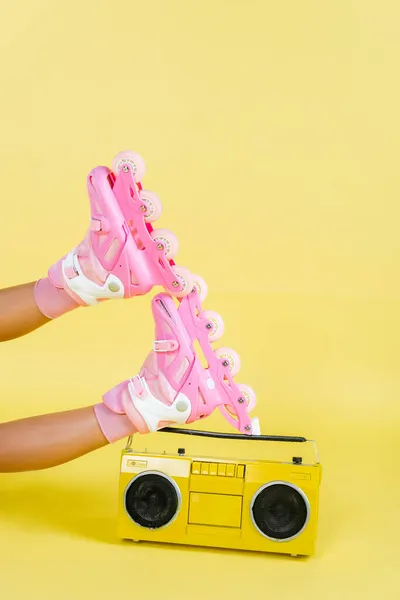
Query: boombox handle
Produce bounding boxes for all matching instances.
[125,427,320,464]
[160,427,307,442]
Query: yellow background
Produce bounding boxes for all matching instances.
[0,0,399,598]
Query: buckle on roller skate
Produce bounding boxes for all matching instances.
[153,339,179,353]
[128,376,192,433]
[90,216,110,233]
[61,250,125,306]
[130,375,146,398]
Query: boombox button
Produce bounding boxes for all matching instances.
[236,465,245,478]
[218,464,227,476]
[201,463,210,475]
[209,463,218,476]
[226,464,236,477]
[192,462,201,475]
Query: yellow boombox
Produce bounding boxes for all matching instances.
[118,428,322,557]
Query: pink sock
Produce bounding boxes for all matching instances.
[94,403,137,443]
[34,278,80,319]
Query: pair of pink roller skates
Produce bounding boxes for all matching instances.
[56,150,259,436]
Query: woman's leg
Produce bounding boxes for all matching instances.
[0,283,51,342]
[0,405,136,473]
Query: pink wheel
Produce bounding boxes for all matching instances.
[170,266,194,298]
[237,384,257,413]
[151,228,179,259]
[139,190,163,223]
[225,384,256,417]
[215,347,241,377]
[192,274,208,302]
[112,150,146,182]
[203,310,225,342]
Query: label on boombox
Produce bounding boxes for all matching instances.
[121,455,191,478]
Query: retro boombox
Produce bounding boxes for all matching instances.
[118,429,322,556]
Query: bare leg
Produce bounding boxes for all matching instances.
[0,283,50,342]
[0,283,136,468]
[0,406,109,473]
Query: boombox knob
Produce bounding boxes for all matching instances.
[293,457,302,464]
[178,448,186,456]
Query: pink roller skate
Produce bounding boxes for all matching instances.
[103,282,260,436]
[45,151,194,310]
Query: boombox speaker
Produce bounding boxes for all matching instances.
[118,428,322,556]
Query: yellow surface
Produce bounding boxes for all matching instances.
[0,0,399,598]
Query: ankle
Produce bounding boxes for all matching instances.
[34,277,80,319]
[94,403,137,443]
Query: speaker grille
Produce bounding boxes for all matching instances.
[125,473,180,529]
[251,483,309,541]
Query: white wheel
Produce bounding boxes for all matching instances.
[139,190,163,222]
[215,347,241,377]
[192,274,208,302]
[112,150,146,182]
[151,228,179,259]
[203,310,225,342]
[237,384,257,413]
[171,266,194,298]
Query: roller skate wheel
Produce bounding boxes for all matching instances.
[151,228,179,259]
[139,190,163,223]
[192,274,208,302]
[215,347,241,377]
[171,266,194,298]
[203,310,225,342]
[237,384,257,413]
[112,150,146,182]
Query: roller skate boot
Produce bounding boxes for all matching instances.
[102,282,260,435]
[35,151,195,318]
